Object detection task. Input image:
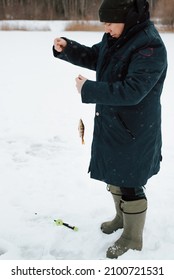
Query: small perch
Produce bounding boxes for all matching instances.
[78,119,85,144]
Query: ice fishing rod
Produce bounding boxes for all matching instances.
[54,219,78,231]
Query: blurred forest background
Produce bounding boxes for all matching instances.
[0,0,173,29]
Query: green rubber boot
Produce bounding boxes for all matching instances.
[106,198,147,259]
[101,185,123,234]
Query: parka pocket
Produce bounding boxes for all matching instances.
[116,113,136,140]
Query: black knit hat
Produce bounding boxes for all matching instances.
[99,0,135,23]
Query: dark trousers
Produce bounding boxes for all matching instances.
[120,186,146,201]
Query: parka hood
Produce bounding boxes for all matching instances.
[124,0,150,31]
[106,0,150,49]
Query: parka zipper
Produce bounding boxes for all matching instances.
[117,113,136,140]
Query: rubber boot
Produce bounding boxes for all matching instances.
[106,198,147,259]
[101,185,123,234]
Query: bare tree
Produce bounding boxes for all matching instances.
[153,0,174,26]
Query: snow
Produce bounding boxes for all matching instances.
[0,21,174,261]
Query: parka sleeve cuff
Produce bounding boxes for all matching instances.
[52,46,61,57]
[81,80,98,104]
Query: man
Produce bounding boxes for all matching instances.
[53,0,167,258]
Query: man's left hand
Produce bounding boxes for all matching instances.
[75,74,87,93]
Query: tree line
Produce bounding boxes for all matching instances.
[0,0,101,20]
[0,0,173,26]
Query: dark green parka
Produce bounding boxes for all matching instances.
[53,6,167,188]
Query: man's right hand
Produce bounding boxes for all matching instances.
[54,38,67,52]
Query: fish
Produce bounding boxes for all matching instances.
[78,119,85,144]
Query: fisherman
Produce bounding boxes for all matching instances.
[53,0,167,259]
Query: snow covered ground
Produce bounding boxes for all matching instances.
[0,21,174,261]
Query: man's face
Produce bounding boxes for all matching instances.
[104,23,125,38]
